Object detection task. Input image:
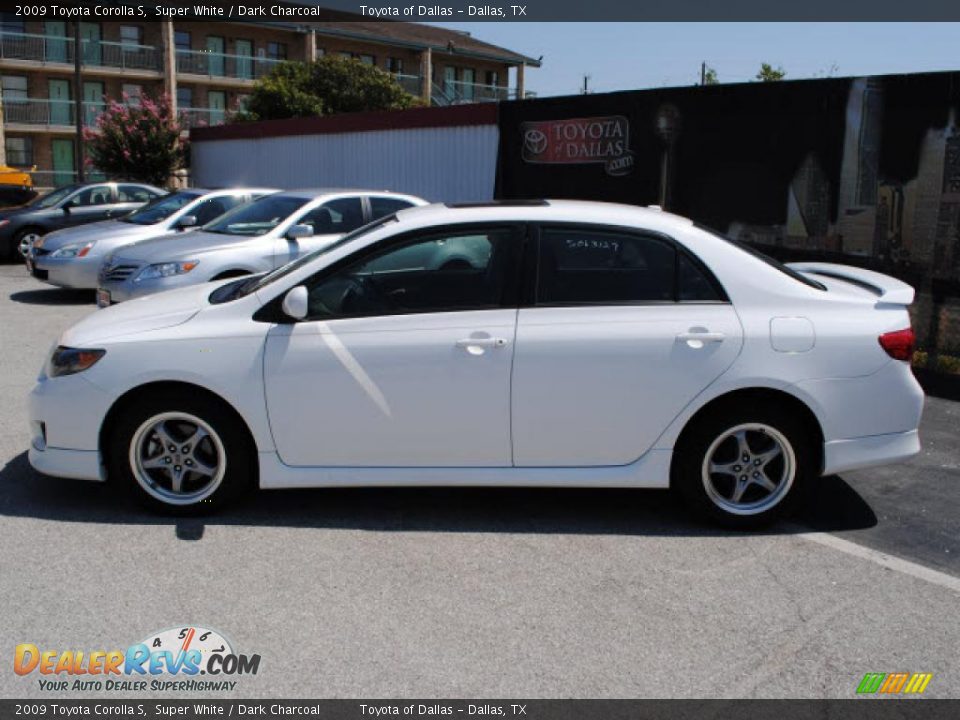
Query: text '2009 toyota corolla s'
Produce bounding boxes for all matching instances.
[28,200,924,527]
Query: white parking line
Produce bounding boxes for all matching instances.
[791,526,960,595]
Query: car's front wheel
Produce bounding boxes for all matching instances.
[672,403,814,528]
[15,228,43,261]
[108,392,253,513]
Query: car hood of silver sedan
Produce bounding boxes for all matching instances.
[40,220,166,252]
[116,230,251,263]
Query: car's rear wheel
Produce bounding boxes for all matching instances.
[108,392,253,513]
[672,403,814,528]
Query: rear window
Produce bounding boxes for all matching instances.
[698,225,827,291]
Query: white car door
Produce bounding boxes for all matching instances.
[273,197,367,268]
[263,224,524,467]
[511,225,744,467]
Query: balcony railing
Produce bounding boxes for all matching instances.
[431,80,520,106]
[392,73,423,96]
[175,49,281,80]
[179,106,229,129]
[0,31,161,71]
[2,97,106,127]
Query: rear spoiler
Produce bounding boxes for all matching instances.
[786,262,915,305]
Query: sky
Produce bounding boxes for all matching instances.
[431,23,960,97]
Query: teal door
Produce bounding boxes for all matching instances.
[235,39,252,79]
[208,90,225,125]
[44,21,67,63]
[206,36,225,76]
[80,23,101,65]
[48,79,71,125]
[83,81,103,126]
[52,139,75,187]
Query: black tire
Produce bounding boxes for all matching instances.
[106,390,254,514]
[671,401,815,529]
[13,227,44,263]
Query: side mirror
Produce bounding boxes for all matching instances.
[285,224,313,240]
[62,202,73,214]
[176,215,197,230]
[281,286,308,321]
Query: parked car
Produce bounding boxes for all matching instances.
[0,182,165,263]
[95,189,426,306]
[28,188,277,290]
[28,200,924,525]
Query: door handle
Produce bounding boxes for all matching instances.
[456,336,508,355]
[456,337,508,348]
[676,331,725,348]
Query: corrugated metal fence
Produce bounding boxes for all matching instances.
[190,105,499,203]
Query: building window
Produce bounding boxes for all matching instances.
[174,31,191,52]
[5,137,33,167]
[122,83,142,105]
[485,71,499,86]
[0,13,25,33]
[358,54,375,65]
[386,57,404,74]
[176,86,193,109]
[266,42,287,61]
[1,75,27,101]
[339,51,353,60]
[316,47,325,57]
[120,25,142,47]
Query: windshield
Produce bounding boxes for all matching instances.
[121,191,201,225]
[697,224,827,291]
[34,186,78,209]
[213,215,399,304]
[204,195,308,237]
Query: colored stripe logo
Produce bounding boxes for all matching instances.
[857,672,932,694]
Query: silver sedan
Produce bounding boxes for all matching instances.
[96,189,426,306]
[29,188,276,290]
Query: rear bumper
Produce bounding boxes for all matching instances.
[822,429,920,475]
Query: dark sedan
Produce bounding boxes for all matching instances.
[0,182,165,262]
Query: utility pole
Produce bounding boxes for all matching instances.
[581,75,590,94]
[700,61,706,85]
[73,22,85,183]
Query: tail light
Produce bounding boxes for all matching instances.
[879,328,915,361]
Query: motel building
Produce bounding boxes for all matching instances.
[0,10,539,188]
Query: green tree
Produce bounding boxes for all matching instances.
[756,63,786,82]
[239,56,420,122]
[703,66,719,85]
[82,93,186,186]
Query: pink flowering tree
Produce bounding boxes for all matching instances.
[83,93,187,187]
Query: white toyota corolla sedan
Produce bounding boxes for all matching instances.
[28,200,924,526]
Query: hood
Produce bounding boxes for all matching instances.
[117,230,248,263]
[60,282,214,346]
[40,220,153,251]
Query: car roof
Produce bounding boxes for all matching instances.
[188,187,279,196]
[280,188,424,200]
[392,199,695,234]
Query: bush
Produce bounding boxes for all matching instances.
[238,56,420,122]
[83,94,186,187]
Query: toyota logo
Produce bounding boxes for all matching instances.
[524,128,548,155]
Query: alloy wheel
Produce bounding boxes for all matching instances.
[700,423,796,516]
[129,412,226,506]
[18,233,40,258]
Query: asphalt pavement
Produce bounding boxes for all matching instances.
[0,264,957,699]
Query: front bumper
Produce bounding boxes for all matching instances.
[28,373,113,482]
[33,254,101,290]
[101,273,197,303]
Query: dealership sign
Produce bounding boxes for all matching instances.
[521,115,634,176]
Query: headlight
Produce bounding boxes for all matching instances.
[134,260,199,282]
[51,241,95,258]
[47,346,106,378]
